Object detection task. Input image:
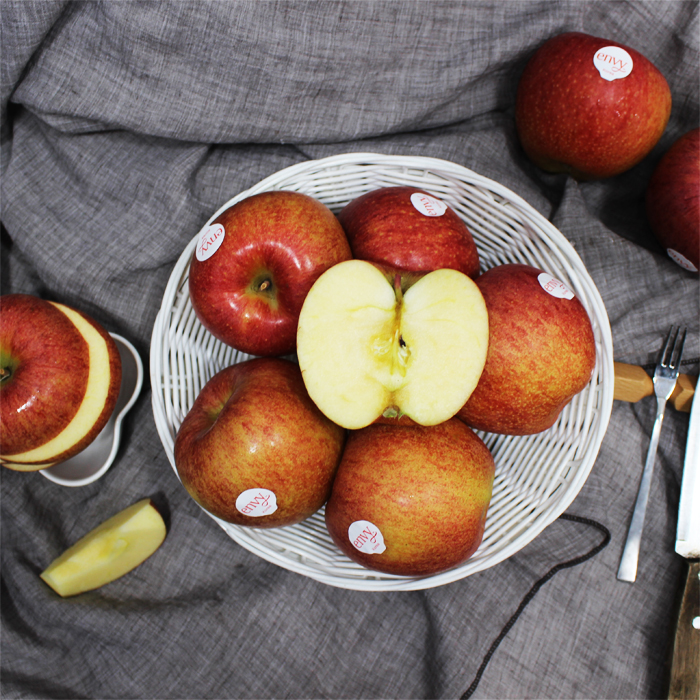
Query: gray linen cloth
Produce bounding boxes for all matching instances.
[1,2,698,698]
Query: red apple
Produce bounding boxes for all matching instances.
[457,264,596,435]
[324,419,495,577]
[296,259,489,430]
[188,190,352,356]
[337,186,480,277]
[174,357,345,528]
[0,294,122,470]
[515,32,672,180]
[646,128,700,273]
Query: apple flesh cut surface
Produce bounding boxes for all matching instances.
[457,264,596,435]
[188,190,352,357]
[515,32,671,180]
[174,357,345,528]
[40,499,166,597]
[338,186,480,278]
[296,259,489,430]
[645,128,699,273]
[325,419,495,577]
[0,294,121,471]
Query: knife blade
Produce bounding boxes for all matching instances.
[667,392,699,700]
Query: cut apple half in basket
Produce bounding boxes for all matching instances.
[296,260,489,430]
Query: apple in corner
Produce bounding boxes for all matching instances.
[457,264,596,435]
[174,357,345,528]
[296,259,489,430]
[325,418,495,577]
[645,128,699,273]
[515,32,671,180]
[338,186,480,278]
[0,294,122,471]
[188,190,352,357]
[41,499,166,597]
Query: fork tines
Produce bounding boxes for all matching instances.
[660,326,687,370]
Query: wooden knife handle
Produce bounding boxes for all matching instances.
[668,559,700,700]
[614,362,696,413]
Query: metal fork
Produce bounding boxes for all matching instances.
[617,325,687,583]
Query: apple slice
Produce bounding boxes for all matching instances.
[40,499,166,597]
[297,260,489,430]
[0,296,121,471]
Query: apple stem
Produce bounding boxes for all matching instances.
[393,274,403,304]
[0,367,10,382]
[258,279,272,293]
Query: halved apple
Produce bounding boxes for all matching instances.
[40,499,166,597]
[296,260,489,430]
[0,294,121,471]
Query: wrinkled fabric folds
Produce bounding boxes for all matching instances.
[1,2,698,698]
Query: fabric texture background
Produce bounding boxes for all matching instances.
[1,2,698,698]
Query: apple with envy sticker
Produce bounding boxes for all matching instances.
[325,419,495,576]
[174,357,345,528]
[337,186,480,277]
[457,264,596,435]
[188,190,352,357]
[515,32,671,180]
[645,128,699,273]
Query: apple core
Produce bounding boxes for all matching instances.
[297,260,489,430]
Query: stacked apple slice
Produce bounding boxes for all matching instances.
[0,294,122,471]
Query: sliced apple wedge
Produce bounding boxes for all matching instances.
[297,259,489,429]
[40,499,166,597]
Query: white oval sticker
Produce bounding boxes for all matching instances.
[410,192,447,217]
[667,249,698,272]
[593,46,633,82]
[348,520,386,554]
[235,488,278,517]
[538,272,575,299]
[195,223,225,262]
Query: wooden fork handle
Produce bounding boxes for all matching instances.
[614,362,696,413]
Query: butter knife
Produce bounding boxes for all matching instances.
[667,392,699,700]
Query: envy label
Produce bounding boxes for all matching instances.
[410,192,448,217]
[348,520,386,554]
[195,223,225,262]
[667,249,698,273]
[593,46,633,82]
[538,272,575,300]
[236,488,278,517]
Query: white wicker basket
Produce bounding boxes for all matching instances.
[150,153,614,591]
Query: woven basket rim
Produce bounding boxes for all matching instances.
[150,152,614,591]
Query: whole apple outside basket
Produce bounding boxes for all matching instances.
[150,153,614,591]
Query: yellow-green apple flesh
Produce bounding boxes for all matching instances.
[296,260,489,430]
[174,357,345,528]
[325,419,495,576]
[188,190,352,356]
[0,294,121,471]
[41,499,166,597]
[338,186,480,278]
[515,32,671,180]
[646,128,699,273]
[457,264,596,435]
